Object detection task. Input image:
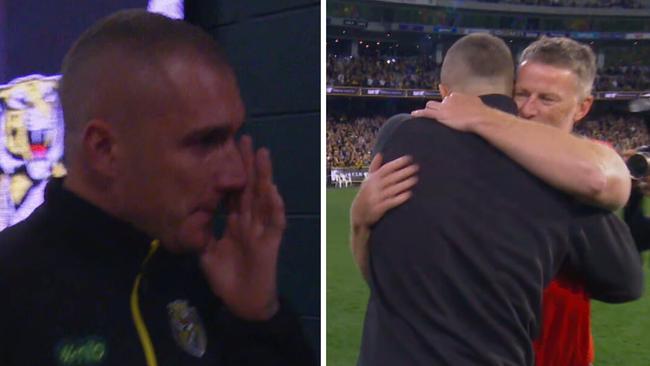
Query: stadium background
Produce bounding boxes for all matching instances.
[0,0,320,358]
[326,0,650,364]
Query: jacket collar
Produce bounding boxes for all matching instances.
[43,178,153,261]
[479,94,518,115]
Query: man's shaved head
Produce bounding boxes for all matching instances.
[58,9,249,251]
[440,33,514,95]
[59,9,231,160]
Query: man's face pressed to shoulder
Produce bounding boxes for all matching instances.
[115,56,247,252]
[514,60,589,133]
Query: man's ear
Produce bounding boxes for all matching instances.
[438,83,450,98]
[574,95,594,123]
[81,119,118,178]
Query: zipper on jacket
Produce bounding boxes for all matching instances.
[130,239,160,366]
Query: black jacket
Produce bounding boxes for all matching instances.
[0,178,314,365]
[358,95,643,366]
[624,185,650,252]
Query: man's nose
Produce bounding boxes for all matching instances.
[518,97,538,119]
[215,139,247,191]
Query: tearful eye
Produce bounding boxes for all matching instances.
[197,133,226,148]
[182,127,232,153]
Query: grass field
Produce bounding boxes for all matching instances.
[326,187,650,366]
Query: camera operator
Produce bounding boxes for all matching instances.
[624,147,650,252]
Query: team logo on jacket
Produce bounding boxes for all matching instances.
[167,299,207,358]
[55,336,107,366]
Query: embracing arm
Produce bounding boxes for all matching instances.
[349,216,373,282]
[413,94,630,210]
[473,107,630,210]
[623,179,650,252]
[349,154,418,282]
[567,209,643,303]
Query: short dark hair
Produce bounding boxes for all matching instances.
[59,9,230,155]
[441,33,514,93]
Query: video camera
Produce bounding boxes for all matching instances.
[626,145,650,179]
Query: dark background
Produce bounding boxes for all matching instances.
[185,0,321,356]
[0,0,321,358]
[2,0,149,81]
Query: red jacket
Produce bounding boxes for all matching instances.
[533,270,593,366]
[534,138,618,366]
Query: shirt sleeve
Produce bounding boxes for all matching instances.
[566,207,644,303]
[624,186,650,252]
[216,301,316,366]
[372,113,413,157]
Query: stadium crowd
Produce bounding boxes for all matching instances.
[327,55,650,91]
[575,114,650,151]
[326,55,440,89]
[595,65,650,91]
[490,0,646,8]
[327,115,385,168]
[328,114,650,168]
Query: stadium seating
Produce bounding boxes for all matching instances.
[328,114,650,169]
[327,54,650,92]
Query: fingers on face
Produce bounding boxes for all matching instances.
[239,135,255,179]
[208,212,242,255]
[224,137,285,246]
[253,148,274,208]
[253,147,286,231]
[267,184,286,232]
[255,148,273,184]
[237,136,254,221]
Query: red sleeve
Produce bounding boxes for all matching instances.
[534,273,592,366]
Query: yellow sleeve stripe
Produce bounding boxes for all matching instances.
[130,239,161,366]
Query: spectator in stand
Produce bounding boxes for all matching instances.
[491,0,644,8]
[326,55,440,89]
[327,113,650,168]
[327,116,386,168]
[596,66,650,91]
[328,54,650,92]
[575,114,650,151]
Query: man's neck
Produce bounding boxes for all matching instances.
[450,85,511,98]
[62,173,121,219]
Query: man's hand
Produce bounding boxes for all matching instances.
[200,135,285,321]
[350,154,419,229]
[414,93,630,210]
[350,154,418,281]
[411,92,496,132]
